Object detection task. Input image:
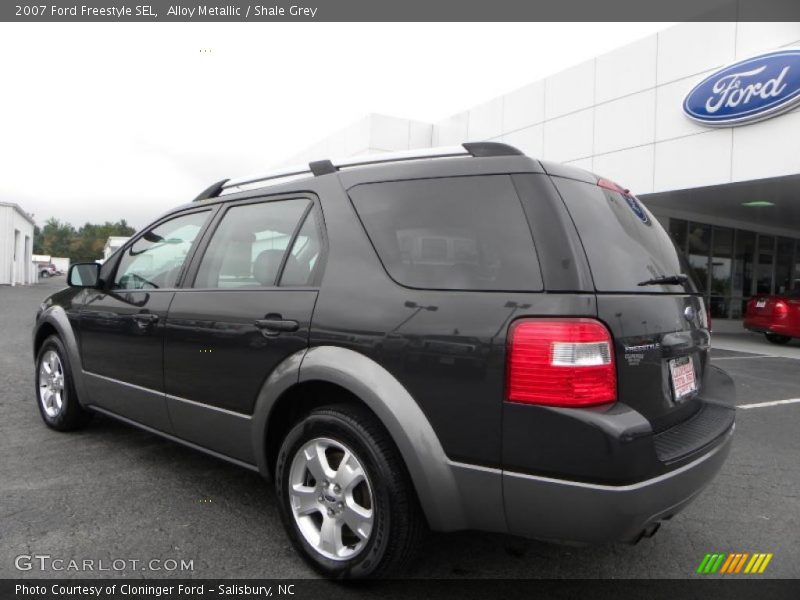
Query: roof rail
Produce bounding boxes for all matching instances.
[194,142,523,201]
[192,179,229,202]
[463,142,523,157]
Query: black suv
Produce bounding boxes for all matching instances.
[33,143,735,578]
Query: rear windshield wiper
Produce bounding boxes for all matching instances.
[637,274,689,287]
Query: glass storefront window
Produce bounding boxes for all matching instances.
[628,216,798,318]
[710,227,733,319]
[669,218,688,253]
[776,238,796,295]
[756,235,775,295]
[732,230,755,318]
[687,223,710,293]
[795,249,800,297]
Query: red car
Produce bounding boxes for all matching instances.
[744,291,800,344]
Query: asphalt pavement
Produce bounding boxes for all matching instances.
[1,279,798,579]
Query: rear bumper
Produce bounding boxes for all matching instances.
[745,321,797,337]
[503,426,733,543]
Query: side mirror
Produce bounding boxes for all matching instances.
[68,262,102,288]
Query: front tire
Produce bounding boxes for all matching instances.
[765,333,791,345]
[274,405,425,578]
[35,335,91,431]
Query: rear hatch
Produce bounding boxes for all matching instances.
[551,175,713,433]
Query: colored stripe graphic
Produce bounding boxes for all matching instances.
[758,554,773,573]
[697,552,772,574]
[734,553,749,573]
[697,554,712,573]
[710,553,726,573]
[704,553,719,573]
[720,553,736,574]
[745,554,759,573]
[751,554,766,573]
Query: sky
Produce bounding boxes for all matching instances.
[0,22,671,229]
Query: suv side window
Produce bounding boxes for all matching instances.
[348,175,543,291]
[280,208,323,286]
[193,198,312,289]
[113,211,209,290]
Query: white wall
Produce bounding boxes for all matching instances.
[433,22,800,195]
[281,22,800,199]
[0,204,36,285]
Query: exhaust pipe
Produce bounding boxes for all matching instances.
[632,522,662,544]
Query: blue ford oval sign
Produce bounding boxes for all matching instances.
[683,49,800,126]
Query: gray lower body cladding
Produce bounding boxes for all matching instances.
[450,428,733,543]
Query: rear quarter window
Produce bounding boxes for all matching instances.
[552,177,699,293]
[348,175,543,291]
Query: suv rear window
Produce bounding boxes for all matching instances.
[348,175,543,291]
[552,177,698,293]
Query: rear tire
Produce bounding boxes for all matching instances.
[35,335,92,431]
[765,333,791,345]
[274,404,425,578]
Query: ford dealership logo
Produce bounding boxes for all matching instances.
[683,49,800,126]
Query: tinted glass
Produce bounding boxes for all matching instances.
[553,178,698,293]
[794,248,800,297]
[710,227,733,319]
[756,235,775,294]
[280,209,323,287]
[113,211,209,290]
[194,199,309,289]
[349,175,542,291]
[776,238,795,295]
[668,218,688,253]
[687,223,710,292]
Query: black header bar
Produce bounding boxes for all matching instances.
[3,0,800,22]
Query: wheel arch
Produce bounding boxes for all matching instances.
[252,345,466,532]
[33,308,89,404]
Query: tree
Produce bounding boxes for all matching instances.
[33,225,42,255]
[33,218,135,262]
[38,218,76,258]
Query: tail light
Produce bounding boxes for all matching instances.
[506,318,616,407]
[774,300,789,319]
[597,178,629,194]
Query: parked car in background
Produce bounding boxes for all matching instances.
[50,257,71,275]
[38,263,57,278]
[33,255,70,278]
[744,289,800,344]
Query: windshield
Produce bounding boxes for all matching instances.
[552,177,700,294]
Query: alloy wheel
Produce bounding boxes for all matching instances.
[39,350,65,418]
[287,437,374,561]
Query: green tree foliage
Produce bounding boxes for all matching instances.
[33,225,43,254]
[33,218,135,262]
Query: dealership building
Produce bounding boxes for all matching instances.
[286,22,800,320]
[0,202,35,286]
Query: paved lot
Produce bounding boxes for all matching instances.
[1,279,799,579]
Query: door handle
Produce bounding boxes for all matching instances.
[254,317,299,336]
[132,313,159,324]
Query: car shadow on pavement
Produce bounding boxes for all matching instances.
[54,414,685,579]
